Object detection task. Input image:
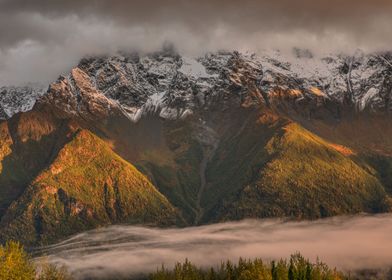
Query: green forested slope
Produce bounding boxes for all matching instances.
[0,129,181,245]
[208,121,388,221]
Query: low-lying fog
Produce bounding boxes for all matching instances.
[34,214,392,279]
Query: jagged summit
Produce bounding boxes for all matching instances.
[1,49,391,122]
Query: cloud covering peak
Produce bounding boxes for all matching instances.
[1,0,391,85]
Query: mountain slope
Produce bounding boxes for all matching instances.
[207,120,388,221]
[0,110,73,216]
[0,128,181,246]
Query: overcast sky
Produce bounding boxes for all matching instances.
[0,0,392,85]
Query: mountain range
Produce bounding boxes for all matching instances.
[1,48,392,245]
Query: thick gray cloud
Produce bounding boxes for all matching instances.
[0,0,391,85]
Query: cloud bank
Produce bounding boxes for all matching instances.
[0,0,392,85]
[35,214,392,279]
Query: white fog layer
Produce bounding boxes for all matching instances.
[34,214,392,279]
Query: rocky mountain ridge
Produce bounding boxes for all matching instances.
[1,49,391,122]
